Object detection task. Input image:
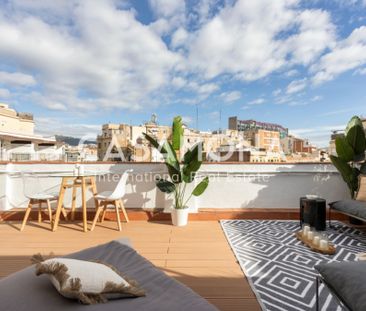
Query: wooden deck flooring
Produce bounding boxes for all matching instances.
[0,220,260,311]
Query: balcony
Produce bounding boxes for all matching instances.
[0,162,354,311]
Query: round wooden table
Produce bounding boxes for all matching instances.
[49,171,109,232]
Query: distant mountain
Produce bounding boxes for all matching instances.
[55,135,96,146]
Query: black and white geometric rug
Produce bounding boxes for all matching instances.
[220,220,366,311]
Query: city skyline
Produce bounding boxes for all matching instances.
[0,0,365,146]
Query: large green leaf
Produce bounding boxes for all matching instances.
[143,133,167,154]
[143,132,181,183]
[330,155,353,184]
[345,116,366,156]
[182,142,203,183]
[330,155,357,198]
[172,116,183,151]
[156,179,176,193]
[162,141,182,183]
[192,176,209,196]
[335,136,354,162]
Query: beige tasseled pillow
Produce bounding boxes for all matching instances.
[32,255,145,304]
[355,175,366,202]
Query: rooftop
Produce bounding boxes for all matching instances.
[0,161,362,310]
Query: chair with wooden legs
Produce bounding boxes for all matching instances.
[20,173,68,231]
[90,169,132,231]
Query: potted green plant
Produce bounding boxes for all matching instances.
[143,116,209,226]
[330,116,366,199]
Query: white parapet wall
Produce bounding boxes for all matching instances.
[0,162,350,211]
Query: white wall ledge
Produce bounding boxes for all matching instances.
[0,162,348,211]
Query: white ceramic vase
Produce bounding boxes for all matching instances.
[171,208,189,226]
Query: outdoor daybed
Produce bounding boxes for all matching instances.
[329,199,366,226]
[0,239,218,311]
[315,261,366,311]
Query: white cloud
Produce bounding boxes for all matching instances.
[312,26,366,84]
[196,82,219,94]
[185,81,219,95]
[35,117,100,138]
[187,1,335,80]
[148,0,185,18]
[285,69,298,77]
[0,71,36,87]
[220,91,241,103]
[354,67,366,75]
[248,98,265,105]
[0,88,11,98]
[182,115,193,124]
[285,9,336,65]
[148,0,186,36]
[171,76,187,88]
[286,78,307,94]
[291,125,345,136]
[171,27,189,48]
[188,0,222,26]
[0,1,180,111]
[290,124,345,146]
[311,95,322,101]
[0,0,364,118]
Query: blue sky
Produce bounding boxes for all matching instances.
[0,0,365,146]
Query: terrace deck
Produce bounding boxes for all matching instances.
[0,220,260,311]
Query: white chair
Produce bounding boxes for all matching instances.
[90,169,132,231]
[20,173,67,231]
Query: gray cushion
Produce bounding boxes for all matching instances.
[0,240,218,311]
[315,261,366,311]
[114,237,132,247]
[330,199,366,219]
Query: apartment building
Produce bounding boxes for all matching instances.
[240,129,281,152]
[229,117,288,139]
[0,103,64,161]
[97,116,172,162]
[97,123,133,161]
[65,145,98,162]
[228,117,285,152]
[281,135,317,155]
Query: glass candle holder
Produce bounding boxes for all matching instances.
[303,225,310,236]
[313,236,320,246]
[319,239,328,250]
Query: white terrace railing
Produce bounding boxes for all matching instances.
[0,162,349,212]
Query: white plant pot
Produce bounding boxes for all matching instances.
[171,208,189,226]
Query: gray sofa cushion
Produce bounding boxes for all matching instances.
[315,261,366,311]
[330,199,366,219]
[0,240,218,311]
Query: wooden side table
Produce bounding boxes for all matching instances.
[300,197,326,231]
